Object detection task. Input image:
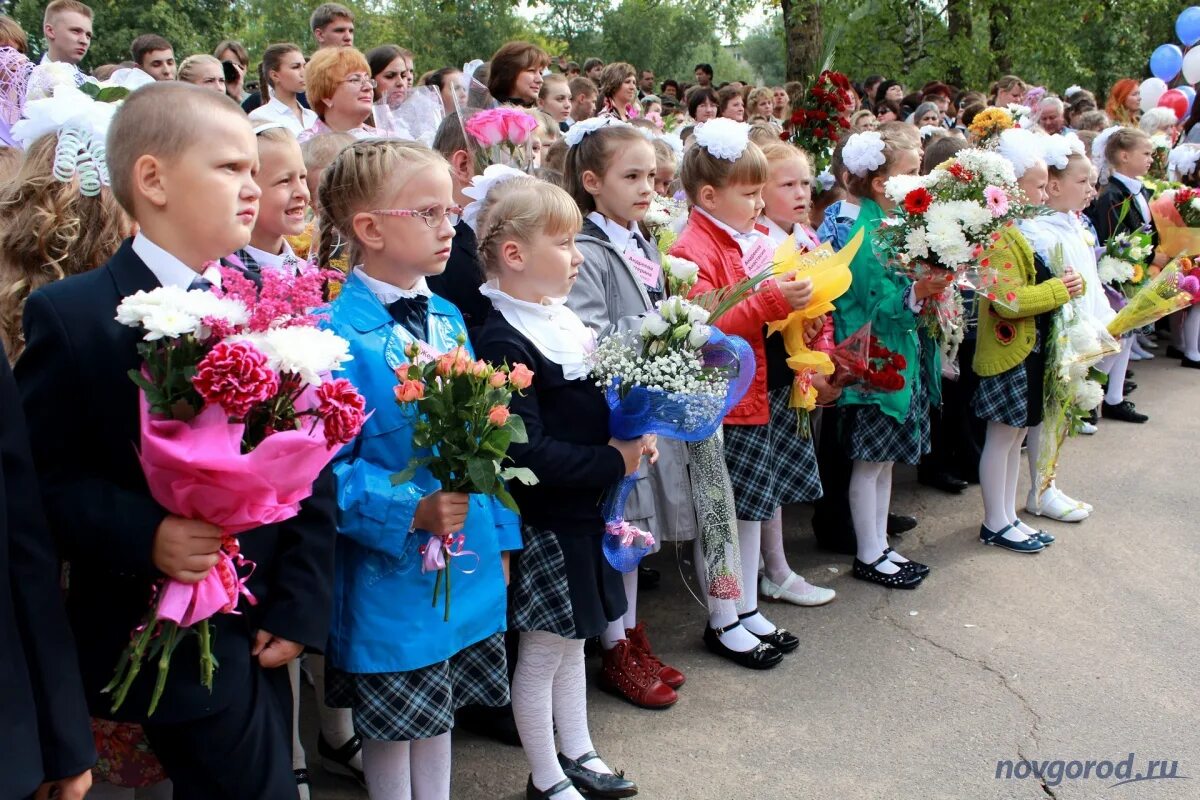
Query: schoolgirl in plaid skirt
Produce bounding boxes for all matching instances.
[832,129,945,591]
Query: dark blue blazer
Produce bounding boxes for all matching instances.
[1086,176,1157,247]
[15,238,337,725]
[0,356,95,799]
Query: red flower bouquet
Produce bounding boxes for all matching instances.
[108,265,366,715]
[786,70,854,189]
[828,323,907,393]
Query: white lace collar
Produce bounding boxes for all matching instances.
[478,280,595,380]
[352,266,432,305]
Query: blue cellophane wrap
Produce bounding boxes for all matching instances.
[601,473,651,573]
[605,329,756,441]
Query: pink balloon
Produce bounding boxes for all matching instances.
[1158,88,1189,121]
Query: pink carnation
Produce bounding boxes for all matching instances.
[193,340,280,417]
[315,378,367,448]
[984,185,1009,217]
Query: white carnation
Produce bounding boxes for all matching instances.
[884,174,930,204]
[116,286,248,340]
[905,227,930,259]
[236,326,353,387]
[1070,376,1104,411]
[1097,255,1135,284]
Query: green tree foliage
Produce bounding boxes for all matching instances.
[741,14,786,85]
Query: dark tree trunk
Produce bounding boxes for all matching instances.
[946,0,972,86]
[988,0,1013,76]
[781,0,823,82]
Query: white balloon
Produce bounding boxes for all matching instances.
[1140,77,1169,111]
[1184,46,1200,84]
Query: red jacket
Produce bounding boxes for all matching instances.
[670,210,792,426]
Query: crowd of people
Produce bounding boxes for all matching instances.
[2,2,1197,800]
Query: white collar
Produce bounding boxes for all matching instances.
[1111,172,1144,195]
[265,96,316,125]
[244,239,300,272]
[695,207,768,255]
[132,233,221,290]
[586,212,649,254]
[352,266,431,305]
[837,200,861,221]
[760,216,820,250]
[478,280,594,380]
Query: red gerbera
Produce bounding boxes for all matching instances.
[903,187,934,215]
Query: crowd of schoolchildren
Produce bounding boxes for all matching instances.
[1,2,1194,799]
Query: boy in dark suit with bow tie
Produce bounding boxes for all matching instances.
[15,82,336,800]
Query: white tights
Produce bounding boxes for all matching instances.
[361,732,452,800]
[1184,307,1200,361]
[980,421,1025,533]
[849,460,897,572]
[512,631,610,798]
[600,569,639,649]
[691,523,774,652]
[1099,338,1133,405]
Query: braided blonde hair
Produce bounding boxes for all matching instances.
[475,176,581,276]
[0,133,131,361]
[315,138,450,271]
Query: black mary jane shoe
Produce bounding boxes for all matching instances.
[638,563,661,590]
[702,622,784,670]
[294,769,310,799]
[882,547,930,577]
[852,555,924,589]
[528,775,579,800]
[318,732,365,785]
[557,752,639,798]
[737,610,799,653]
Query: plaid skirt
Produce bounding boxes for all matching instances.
[723,386,824,521]
[843,373,932,466]
[326,632,509,741]
[973,352,1045,429]
[509,524,576,639]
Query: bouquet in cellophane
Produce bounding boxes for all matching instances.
[1106,261,1197,338]
[1036,245,1122,492]
[1097,198,1154,297]
[764,228,860,434]
[390,342,538,620]
[588,255,759,582]
[875,148,1029,358]
[1150,186,1200,259]
[108,266,367,715]
[826,323,908,394]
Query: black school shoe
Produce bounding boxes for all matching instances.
[557,752,639,798]
[318,733,365,785]
[1182,356,1200,369]
[737,610,799,653]
[851,555,924,589]
[887,513,919,534]
[1101,400,1149,423]
[917,470,969,493]
[882,547,930,577]
[702,622,784,669]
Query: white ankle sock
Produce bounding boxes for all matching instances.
[512,631,570,793]
[1185,307,1200,361]
[553,639,610,774]
[362,739,413,800]
[737,610,776,636]
[693,538,760,651]
[759,508,792,586]
[850,460,891,569]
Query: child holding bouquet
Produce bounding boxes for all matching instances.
[318,139,522,800]
[832,128,950,588]
[16,83,337,800]
[754,140,839,607]
[472,176,647,800]
[563,117,690,709]
[669,118,813,666]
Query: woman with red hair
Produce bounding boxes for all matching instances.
[1106,78,1141,126]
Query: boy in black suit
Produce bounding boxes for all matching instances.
[1,354,94,800]
[16,82,336,800]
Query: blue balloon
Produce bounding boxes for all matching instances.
[1180,85,1196,115]
[1178,6,1200,46]
[1151,43,1184,82]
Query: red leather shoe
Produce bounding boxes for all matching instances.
[626,622,685,689]
[598,640,677,709]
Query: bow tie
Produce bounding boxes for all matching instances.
[388,295,429,341]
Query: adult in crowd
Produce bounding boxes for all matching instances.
[214,39,249,102]
[687,85,719,123]
[130,34,174,81]
[694,62,713,87]
[248,43,316,135]
[487,40,549,107]
[596,61,637,120]
[176,54,226,92]
[1106,78,1141,126]
[299,46,378,141]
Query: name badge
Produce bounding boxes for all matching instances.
[742,238,774,277]
[626,250,662,290]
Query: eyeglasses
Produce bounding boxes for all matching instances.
[341,74,377,89]
[370,205,463,228]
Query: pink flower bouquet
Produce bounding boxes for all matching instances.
[463,106,537,171]
[106,265,366,715]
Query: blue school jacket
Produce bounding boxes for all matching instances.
[323,272,522,674]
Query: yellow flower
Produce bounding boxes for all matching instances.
[1131,262,1145,283]
[968,107,1014,140]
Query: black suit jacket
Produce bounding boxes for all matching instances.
[15,239,337,725]
[1086,177,1158,247]
[427,220,490,331]
[0,358,95,799]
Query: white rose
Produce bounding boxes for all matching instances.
[665,256,700,285]
[640,314,669,338]
[686,303,710,324]
[687,323,713,348]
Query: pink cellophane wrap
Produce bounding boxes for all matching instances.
[137,385,338,625]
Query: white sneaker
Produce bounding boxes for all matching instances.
[760,572,836,606]
[1026,487,1088,522]
[1053,487,1093,514]
[1078,421,1098,435]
